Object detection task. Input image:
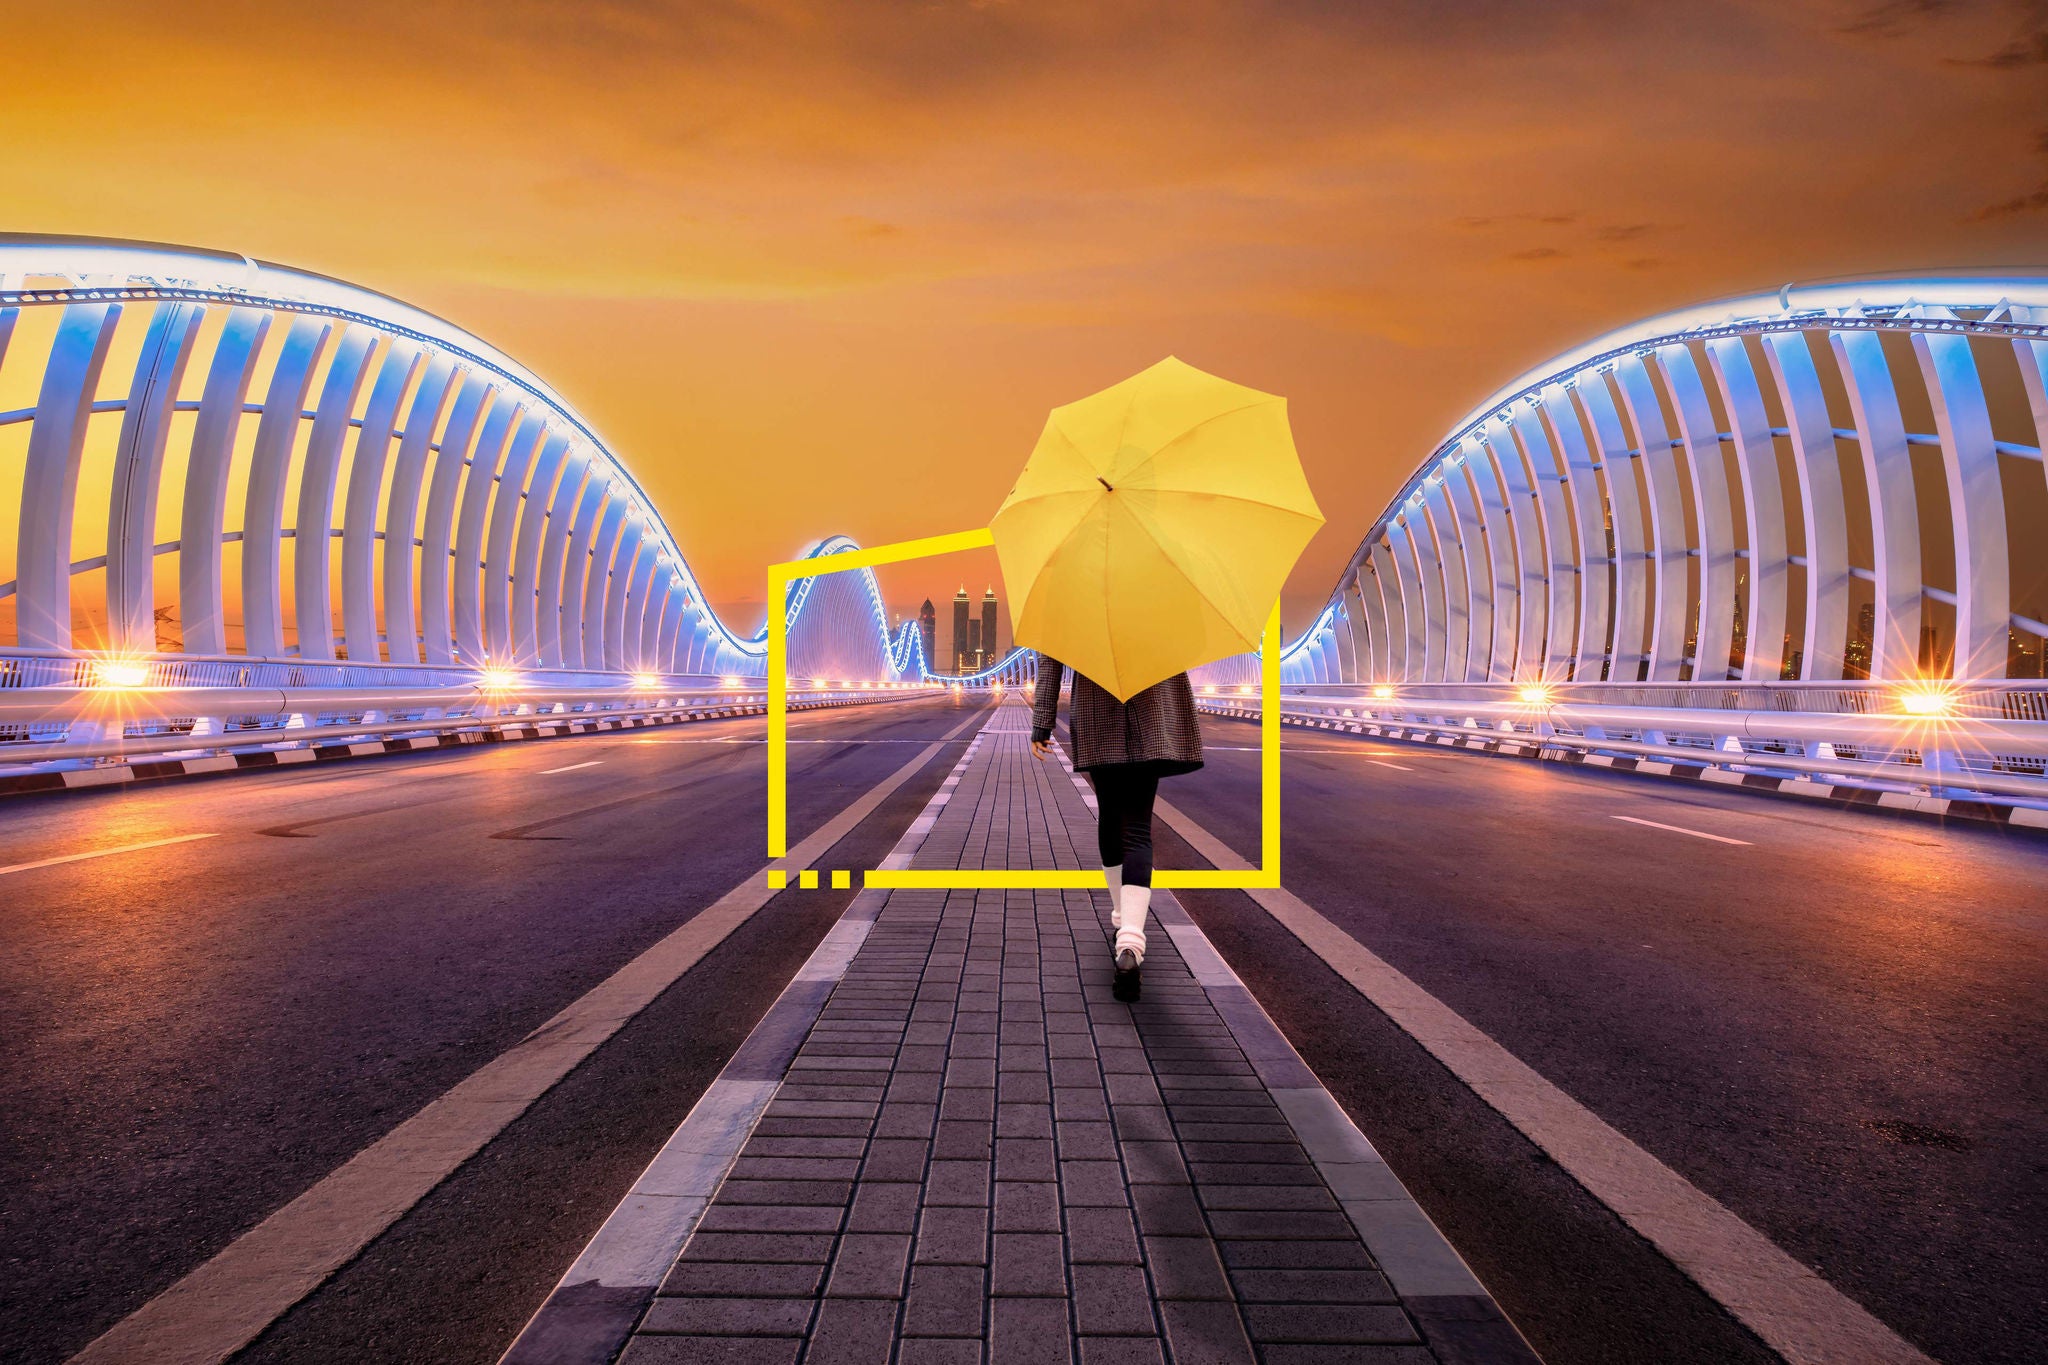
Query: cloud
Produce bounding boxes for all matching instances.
[1972,182,2048,218]
[1595,222,1661,241]
[1835,0,1954,38]
[1506,246,1568,261]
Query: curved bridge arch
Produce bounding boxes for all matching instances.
[1209,274,2048,690]
[0,236,965,686]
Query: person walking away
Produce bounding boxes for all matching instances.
[1029,657,1202,1001]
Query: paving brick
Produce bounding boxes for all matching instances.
[1157,1300,1256,1365]
[715,1180,853,1207]
[806,1297,901,1364]
[1128,1184,1206,1236]
[1058,1161,1129,1208]
[904,1265,988,1337]
[991,1233,1068,1296]
[1072,1264,1153,1335]
[696,1204,844,1234]
[1076,1339,1164,1365]
[618,1336,802,1364]
[1215,1240,1373,1270]
[917,1205,991,1264]
[660,1261,825,1299]
[862,1138,931,1182]
[679,1233,836,1264]
[1240,1304,1420,1344]
[1063,1207,1142,1264]
[995,1137,1058,1182]
[826,1233,913,1298]
[990,1296,1073,1364]
[1229,1268,1396,1303]
[1141,1238,1233,1301]
[638,1297,813,1336]
[900,1340,986,1365]
[846,1181,922,1234]
[926,1159,993,1206]
[993,1180,1063,1233]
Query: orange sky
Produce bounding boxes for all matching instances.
[5,0,2044,632]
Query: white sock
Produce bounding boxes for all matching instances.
[1103,864,1122,902]
[1115,884,1151,966]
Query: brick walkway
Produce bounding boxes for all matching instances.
[614,701,1531,1364]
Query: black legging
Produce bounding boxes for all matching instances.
[1087,764,1160,887]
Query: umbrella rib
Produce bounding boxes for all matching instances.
[1117,395,1280,486]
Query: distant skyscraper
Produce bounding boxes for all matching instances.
[953,586,971,673]
[918,599,936,672]
[982,586,999,664]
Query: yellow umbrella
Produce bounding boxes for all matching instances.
[991,357,1324,701]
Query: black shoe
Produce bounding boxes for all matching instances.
[1112,949,1142,1002]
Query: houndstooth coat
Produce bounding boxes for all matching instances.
[1030,658,1203,774]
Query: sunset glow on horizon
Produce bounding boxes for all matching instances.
[4,0,2044,631]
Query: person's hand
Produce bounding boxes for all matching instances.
[1031,740,1051,761]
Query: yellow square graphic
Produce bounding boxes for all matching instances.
[769,526,1282,891]
[765,869,787,890]
[799,869,819,889]
[831,870,852,889]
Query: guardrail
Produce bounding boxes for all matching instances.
[1197,681,2048,808]
[0,679,941,771]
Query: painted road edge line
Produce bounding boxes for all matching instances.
[1612,814,1752,845]
[65,706,991,1365]
[0,832,217,877]
[498,716,996,1365]
[539,760,604,775]
[1153,795,1936,1365]
[1149,890,1540,1365]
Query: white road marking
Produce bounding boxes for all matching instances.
[1369,759,1415,773]
[1154,796,1934,1365]
[1613,814,1751,846]
[0,833,217,878]
[66,709,992,1365]
[539,760,602,774]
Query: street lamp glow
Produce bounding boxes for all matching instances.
[1517,684,1551,704]
[720,675,741,687]
[1371,684,1396,700]
[1896,685,1956,718]
[89,659,150,689]
[478,666,521,691]
[631,672,660,690]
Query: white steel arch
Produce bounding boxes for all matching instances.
[1221,273,2048,691]
[0,236,992,690]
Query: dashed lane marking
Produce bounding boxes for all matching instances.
[539,760,602,774]
[1613,814,1752,846]
[1369,759,1416,773]
[0,832,217,878]
[63,707,991,1365]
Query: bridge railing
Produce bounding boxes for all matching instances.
[1197,680,2048,806]
[0,674,940,770]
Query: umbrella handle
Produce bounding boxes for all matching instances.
[1096,476,1114,491]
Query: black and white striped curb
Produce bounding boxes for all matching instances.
[1198,702,2048,835]
[0,698,867,800]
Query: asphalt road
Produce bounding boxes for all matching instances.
[0,693,992,1365]
[4,698,2041,1365]
[1162,718,2048,1365]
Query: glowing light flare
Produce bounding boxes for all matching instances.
[1370,684,1396,700]
[1895,685,1957,718]
[478,666,521,691]
[721,675,742,687]
[1516,684,1552,705]
[631,672,661,690]
[88,659,150,689]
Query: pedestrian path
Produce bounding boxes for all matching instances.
[514,698,1534,1365]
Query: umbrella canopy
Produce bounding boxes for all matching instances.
[991,357,1324,701]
